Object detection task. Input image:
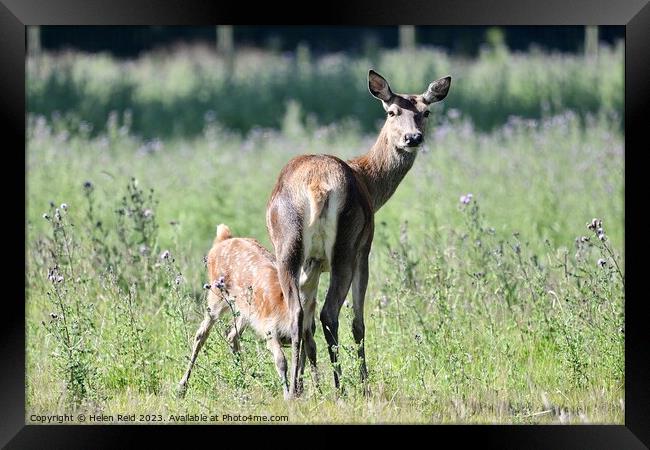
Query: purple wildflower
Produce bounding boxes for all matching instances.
[587,218,602,231]
[213,275,226,290]
[460,193,473,205]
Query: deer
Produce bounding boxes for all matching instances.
[178,224,298,399]
[265,69,451,398]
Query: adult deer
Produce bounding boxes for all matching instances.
[266,70,451,398]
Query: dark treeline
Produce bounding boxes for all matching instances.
[39,26,624,58]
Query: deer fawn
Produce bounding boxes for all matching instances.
[178,224,297,398]
[266,70,451,398]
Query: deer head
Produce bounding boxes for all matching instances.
[368,69,451,152]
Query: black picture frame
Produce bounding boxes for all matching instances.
[4,0,648,447]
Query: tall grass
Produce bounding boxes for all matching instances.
[27,42,623,138]
[26,106,624,423]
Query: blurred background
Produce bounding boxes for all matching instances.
[31,26,623,56]
[27,25,623,138]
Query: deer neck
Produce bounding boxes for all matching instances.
[348,125,417,213]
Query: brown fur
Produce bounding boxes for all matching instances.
[179,225,292,397]
[266,70,451,399]
[348,125,417,211]
[214,223,232,245]
[206,237,287,330]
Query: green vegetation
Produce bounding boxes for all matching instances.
[26,42,624,423]
[27,43,623,138]
[26,97,624,422]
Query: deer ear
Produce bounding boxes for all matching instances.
[368,70,393,102]
[422,76,451,104]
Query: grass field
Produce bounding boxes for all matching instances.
[26,48,624,424]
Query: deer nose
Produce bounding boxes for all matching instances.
[405,133,423,146]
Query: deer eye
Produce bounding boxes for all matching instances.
[423,110,430,118]
[387,107,401,117]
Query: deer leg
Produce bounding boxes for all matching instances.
[178,313,215,394]
[352,250,371,395]
[306,317,320,389]
[269,214,304,400]
[296,342,307,395]
[302,300,320,392]
[298,264,321,394]
[178,295,228,394]
[226,315,246,353]
[295,318,319,395]
[289,302,304,398]
[267,335,289,399]
[277,259,303,399]
[320,260,354,390]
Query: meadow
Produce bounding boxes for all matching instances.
[25,44,624,424]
